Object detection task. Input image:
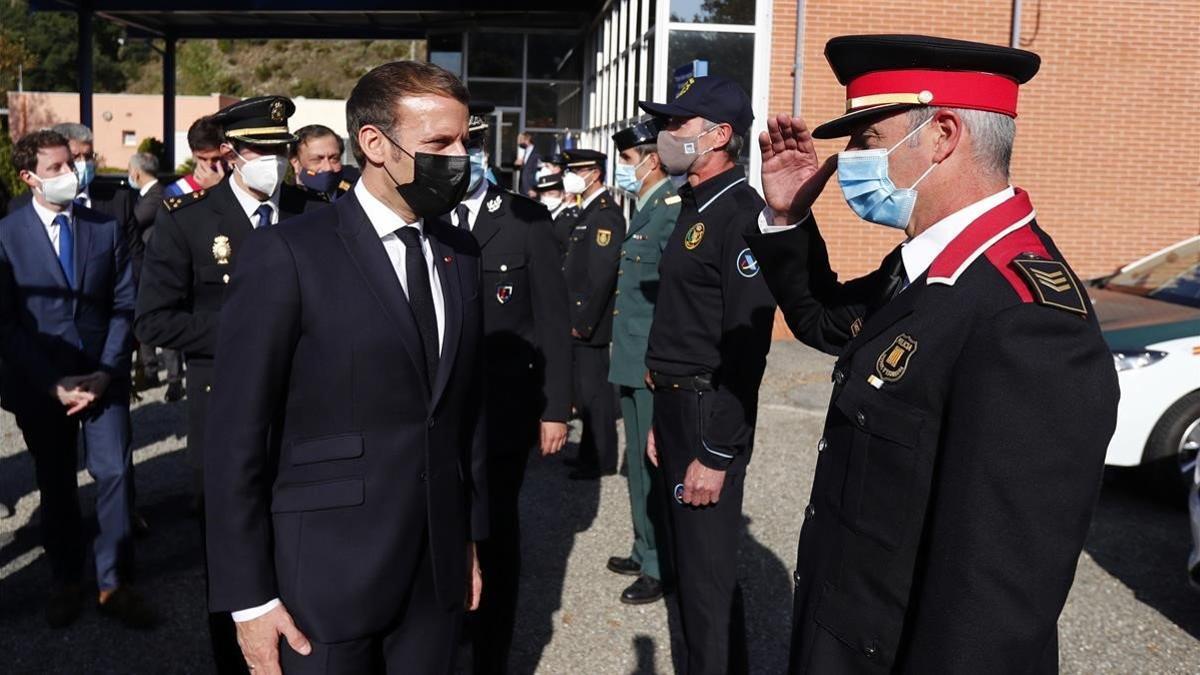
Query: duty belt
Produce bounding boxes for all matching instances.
[650,371,714,392]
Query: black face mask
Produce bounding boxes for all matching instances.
[379,130,469,218]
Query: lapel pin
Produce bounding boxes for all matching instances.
[443,256,453,264]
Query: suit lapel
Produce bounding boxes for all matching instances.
[17,204,70,290]
[469,187,505,248]
[426,223,463,409]
[72,207,94,293]
[334,192,431,396]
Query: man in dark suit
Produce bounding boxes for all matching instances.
[7,123,134,233]
[751,36,1119,673]
[134,95,326,674]
[513,131,541,198]
[561,149,626,480]
[205,61,487,675]
[0,130,153,628]
[453,108,571,674]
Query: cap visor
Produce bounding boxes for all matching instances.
[637,100,696,120]
[812,104,914,139]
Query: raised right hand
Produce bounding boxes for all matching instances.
[758,115,839,225]
[235,603,311,674]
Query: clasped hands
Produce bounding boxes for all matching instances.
[52,371,111,415]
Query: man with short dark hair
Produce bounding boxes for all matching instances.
[135,95,326,675]
[0,130,152,629]
[289,123,359,201]
[513,131,541,197]
[163,115,227,198]
[205,61,487,674]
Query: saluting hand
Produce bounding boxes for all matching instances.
[681,459,726,507]
[759,115,838,226]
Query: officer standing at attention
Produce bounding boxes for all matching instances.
[133,95,326,675]
[533,171,579,256]
[749,35,1120,673]
[604,117,680,606]
[452,105,572,674]
[640,75,776,675]
[561,149,625,480]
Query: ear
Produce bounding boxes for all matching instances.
[289,157,302,174]
[18,169,37,191]
[930,109,963,165]
[711,123,733,150]
[357,125,391,167]
[220,142,238,164]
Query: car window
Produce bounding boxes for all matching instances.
[1106,237,1200,308]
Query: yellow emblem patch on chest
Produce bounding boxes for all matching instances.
[212,235,232,265]
[596,228,612,246]
[875,333,918,382]
[684,222,705,250]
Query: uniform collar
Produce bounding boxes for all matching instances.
[354,178,423,239]
[685,166,747,213]
[636,177,672,211]
[902,186,1014,283]
[927,187,1037,286]
[229,173,280,221]
[455,180,490,228]
[581,186,608,211]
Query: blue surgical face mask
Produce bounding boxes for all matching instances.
[467,147,488,193]
[614,155,650,194]
[837,117,938,230]
[74,159,96,191]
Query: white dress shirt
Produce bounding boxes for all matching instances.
[232,180,449,623]
[580,187,604,211]
[756,186,1016,285]
[228,175,280,228]
[31,198,73,256]
[450,180,489,231]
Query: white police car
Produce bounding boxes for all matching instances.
[1092,235,1200,493]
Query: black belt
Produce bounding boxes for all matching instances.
[650,371,714,392]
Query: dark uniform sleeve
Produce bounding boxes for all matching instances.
[899,302,1119,672]
[525,208,573,422]
[744,214,895,355]
[135,206,217,355]
[573,206,626,340]
[698,201,778,470]
[204,226,301,612]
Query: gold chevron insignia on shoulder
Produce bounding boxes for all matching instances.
[1011,257,1088,316]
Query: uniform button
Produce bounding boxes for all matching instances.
[427,417,436,428]
[613,309,620,316]
[419,471,427,481]
[618,270,624,275]
[635,255,641,262]
[855,410,867,427]
[204,384,212,393]
[620,249,626,255]
[864,641,879,659]
[614,289,621,295]
[792,570,801,585]
[576,300,582,306]
[499,264,508,272]
[804,503,815,518]
[833,369,846,385]
[817,437,827,452]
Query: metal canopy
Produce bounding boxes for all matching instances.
[30,1,600,39]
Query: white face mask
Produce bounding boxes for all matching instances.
[562,171,587,195]
[127,172,140,190]
[540,195,563,212]
[235,151,287,196]
[32,171,81,207]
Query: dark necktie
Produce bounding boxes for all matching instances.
[395,226,440,388]
[455,203,471,231]
[879,245,906,302]
[254,203,273,229]
[55,214,74,287]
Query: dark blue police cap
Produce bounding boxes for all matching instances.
[214,95,296,145]
[638,75,753,136]
[612,117,665,151]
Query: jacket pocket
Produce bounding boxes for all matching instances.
[289,433,364,466]
[814,582,899,669]
[195,265,230,285]
[833,378,924,550]
[271,477,364,513]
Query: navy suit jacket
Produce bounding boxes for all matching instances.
[204,190,488,644]
[0,202,134,414]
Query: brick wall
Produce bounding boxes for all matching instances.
[766,0,1200,284]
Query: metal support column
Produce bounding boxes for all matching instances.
[77,3,94,128]
[163,35,177,171]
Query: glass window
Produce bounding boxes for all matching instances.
[669,0,755,24]
[468,32,524,78]
[466,81,523,108]
[428,33,463,77]
[527,82,583,129]
[528,33,583,80]
[667,30,754,100]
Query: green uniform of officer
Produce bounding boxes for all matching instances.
[605,118,680,605]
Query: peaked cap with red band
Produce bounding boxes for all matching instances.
[813,34,1041,139]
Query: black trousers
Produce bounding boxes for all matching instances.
[279,534,463,674]
[572,344,617,473]
[472,376,539,674]
[653,388,748,675]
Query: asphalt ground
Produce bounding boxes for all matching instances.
[0,340,1197,673]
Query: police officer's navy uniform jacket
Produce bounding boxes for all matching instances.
[563,188,627,346]
[745,188,1119,674]
[134,177,326,468]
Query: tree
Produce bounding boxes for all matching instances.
[0,1,144,93]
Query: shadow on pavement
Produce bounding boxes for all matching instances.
[1084,469,1200,639]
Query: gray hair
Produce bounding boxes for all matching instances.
[906,107,1014,179]
[130,152,159,175]
[51,123,94,144]
[702,119,745,162]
